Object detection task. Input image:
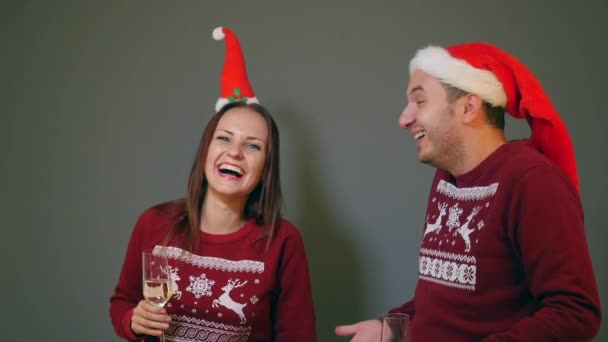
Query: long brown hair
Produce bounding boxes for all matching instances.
[163,102,283,253]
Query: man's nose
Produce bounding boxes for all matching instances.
[399,103,416,129]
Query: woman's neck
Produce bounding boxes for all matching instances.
[200,190,247,234]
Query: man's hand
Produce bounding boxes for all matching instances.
[335,319,382,341]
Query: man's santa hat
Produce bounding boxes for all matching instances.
[213,26,259,112]
[410,43,579,193]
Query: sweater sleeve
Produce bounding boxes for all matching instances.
[109,211,150,341]
[388,298,415,318]
[483,166,601,341]
[272,224,317,342]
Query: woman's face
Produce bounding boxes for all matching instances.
[204,106,269,202]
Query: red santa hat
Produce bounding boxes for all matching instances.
[410,42,579,193]
[212,26,259,112]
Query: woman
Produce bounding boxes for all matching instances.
[110,27,316,342]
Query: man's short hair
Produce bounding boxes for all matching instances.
[443,83,505,129]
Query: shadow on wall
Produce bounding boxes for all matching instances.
[275,105,365,341]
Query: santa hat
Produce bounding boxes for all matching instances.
[212,26,259,112]
[410,43,579,193]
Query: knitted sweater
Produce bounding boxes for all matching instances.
[390,141,601,341]
[110,201,317,341]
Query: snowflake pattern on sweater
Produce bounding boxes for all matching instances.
[154,246,265,341]
[419,180,498,291]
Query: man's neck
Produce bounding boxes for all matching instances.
[450,128,507,177]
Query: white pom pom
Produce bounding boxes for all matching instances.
[212,27,225,40]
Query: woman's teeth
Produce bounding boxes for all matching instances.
[219,164,243,177]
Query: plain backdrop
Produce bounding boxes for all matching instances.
[4,1,607,340]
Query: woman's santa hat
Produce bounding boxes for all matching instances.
[410,43,579,193]
[213,26,259,112]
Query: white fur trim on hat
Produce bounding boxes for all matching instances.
[215,96,259,112]
[409,46,507,107]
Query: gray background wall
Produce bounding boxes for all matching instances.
[4,1,607,340]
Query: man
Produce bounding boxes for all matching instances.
[336,43,601,341]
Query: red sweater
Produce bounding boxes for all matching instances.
[391,141,601,341]
[110,201,317,341]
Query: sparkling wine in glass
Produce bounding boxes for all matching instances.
[142,249,172,341]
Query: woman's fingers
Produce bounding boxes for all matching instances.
[131,300,171,336]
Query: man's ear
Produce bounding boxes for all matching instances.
[462,93,484,124]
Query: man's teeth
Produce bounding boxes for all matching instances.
[219,164,243,176]
[414,131,426,140]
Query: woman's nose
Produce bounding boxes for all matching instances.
[227,144,244,158]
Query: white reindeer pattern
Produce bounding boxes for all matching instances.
[212,279,248,324]
[453,206,482,252]
[424,202,448,236]
[161,265,182,300]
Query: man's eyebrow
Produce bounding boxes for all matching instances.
[409,85,424,96]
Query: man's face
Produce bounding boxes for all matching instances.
[399,70,463,169]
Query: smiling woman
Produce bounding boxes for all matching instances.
[109,27,317,342]
[204,105,271,225]
[183,102,281,243]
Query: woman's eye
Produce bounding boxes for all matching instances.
[216,136,229,142]
[247,144,261,151]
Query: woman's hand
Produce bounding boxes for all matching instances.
[130,300,171,337]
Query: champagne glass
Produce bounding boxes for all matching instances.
[142,249,172,342]
[380,313,411,342]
